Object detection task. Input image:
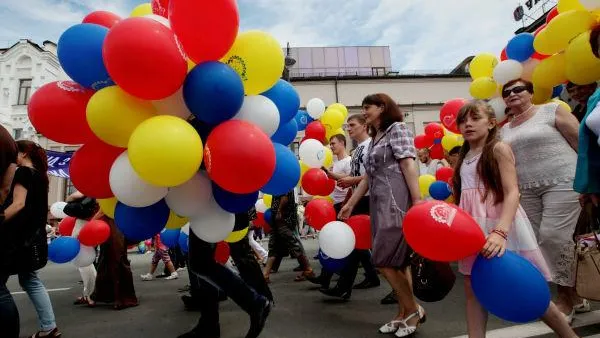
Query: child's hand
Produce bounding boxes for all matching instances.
[482,232,506,259]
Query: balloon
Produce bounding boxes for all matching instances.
[552,99,573,113]
[546,7,559,22]
[264,209,273,225]
[205,120,276,194]
[128,115,203,187]
[50,202,68,219]
[469,53,499,79]
[165,172,213,218]
[552,85,564,98]
[233,95,280,137]
[294,110,313,131]
[429,181,452,201]
[521,58,540,82]
[58,24,112,91]
[27,81,95,144]
[319,221,356,259]
[72,245,97,268]
[169,0,239,64]
[323,147,334,168]
[532,85,553,105]
[436,167,454,183]
[255,199,268,213]
[263,195,273,207]
[471,251,551,323]
[160,228,180,248]
[318,250,347,273]
[69,140,125,198]
[506,33,535,62]
[78,220,111,246]
[115,200,170,242]
[82,11,122,28]
[271,118,298,146]
[48,237,80,264]
[441,134,459,152]
[189,199,235,243]
[500,47,508,61]
[151,0,169,17]
[165,211,189,230]
[470,77,498,99]
[262,79,300,124]
[183,61,245,125]
[557,0,585,12]
[214,241,231,265]
[326,127,346,143]
[130,3,152,17]
[103,17,187,100]
[141,14,170,27]
[566,30,600,85]
[424,123,444,139]
[440,98,466,134]
[301,168,330,196]
[58,216,77,236]
[492,60,523,86]
[178,231,189,253]
[429,144,445,160]
[213,184,259,214]
[488,97,508,123]
[320,108,345,131]
[580,0,600,9]
[305,121,326,143]
[533,10,595,55]
[532,52,567,89]
[98,198,117,219]
[299,139,326,168]
[403,201,486,262]
[414,134,434,149]
[306,98,326,119]
[225,227,249,243]
[305,199,336,231]
[86,86,156,148]
[109,151,167,207]
[328,103,349,118]
[418,175,436,198]
[346,215,372,250]
[151,87,192,120]
[261,144,301,196]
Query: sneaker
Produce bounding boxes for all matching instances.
[165,272,179,280]
[574,299,591,313]
[140,273,153,281]
[176,267,186,272]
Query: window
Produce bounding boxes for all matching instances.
[17,79,32,105]
[372,67,386,76]
[13,128,22,140]
[65,179,77,200]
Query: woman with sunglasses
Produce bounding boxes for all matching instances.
[500,79,584,324]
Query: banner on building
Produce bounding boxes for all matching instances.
[46,150,72,178]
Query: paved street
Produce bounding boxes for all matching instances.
[8,239,600,338]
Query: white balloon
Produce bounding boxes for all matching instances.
[151,87,192,120]
[165,172,213,217]
[299,139,326,168]
[72,245,96,268]
[255,199,268,213]
[143,14,170,27]
[319,221,355,259]
[181,223,190,235]
[488,97,508,123]
[493,60,523,86]
[233,95,280,137]
[580,0,600,10]
[306,98,326,119]
[109,152,168,207]
[189,199,235,243]
[50,202,67,219]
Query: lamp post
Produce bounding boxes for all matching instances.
[282,42,296,81]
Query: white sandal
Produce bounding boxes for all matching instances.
[394,311,421,337]
[378,320,403,334]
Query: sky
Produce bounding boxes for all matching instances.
[0,0,557,72]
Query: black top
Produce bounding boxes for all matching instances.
[233,207,257,232]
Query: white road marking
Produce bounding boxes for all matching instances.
[11,287,71,295]
[450,310,600,338]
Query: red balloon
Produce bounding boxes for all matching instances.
[78,220,111,246]
[151,0,169,18]
[69,140,125,198]
[429,143,445,160]
[321,178,336,196]
[436,167,454,183]
[145,239,152,247]
[214,242,230,265]
[424,123,444,139]
[440,98,466,134]
[305,199,336,231]
[253,212,267,227]
[205,120,276,194]
[500,48,508,61]
[58,216,77,236]
[103,17,187,100]
[403,201,486,262]
[305,121,326,143]
[28,81,95,145]
[301,169,329,196]
[414,134,434,149]
[531,52,550,61]
[346,215,372,249]
[169,0,239,64]
[82,11,122,28]
[546,7,558,24]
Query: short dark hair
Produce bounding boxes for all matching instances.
[329,134,346,147]
[502,79,534,94]
[361,93,403,136]
[449,146,461,156]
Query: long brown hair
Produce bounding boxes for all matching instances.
[0,125,17,179]
[361,93,404,137]
[16,140,49,190]
[452,100,504,205]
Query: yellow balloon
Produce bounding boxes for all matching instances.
[534,10,595,55]
[263,194,272,207]
[323,146,334,168]
[552,98,573,113]
[532,52,567,88]
[225,226,249,243]
[557,0,586,12]
[326,127,346,142]
[469,77,498,99]
[469,53,499,80]
[221,30,284,95]
[187,59,196,73]
[165,211,189,230]
[328,103,348,118]
[130,3,153,17]
[418,175,436,197]
[566,30,600,85]
[532,85,553,104]
[312,195,334,204]
[86,86,156,148]
[441,134,459,151]
[98,197,117,219]
[321,108,345,132]
[445,195,455,204]
[128,115,203,187]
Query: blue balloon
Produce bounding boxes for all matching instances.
[57,24,113,90]
[294,110,313,131]
[318,250,347,273]
[260,143,301,195]
[552,85,563,98]
[212,183,259,214]
[178,233,189,253]
[160,228,181,248]
[183,61,244,125]
[115,200,171,242]
[262,79,301,124]
[471,251,550,323]
[264,209,273,225]
[506,33,535,62]
[429,181,452,201]
[271,118,298,146]
[48,236,81,264]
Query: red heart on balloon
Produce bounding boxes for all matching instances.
[424,123,444,139]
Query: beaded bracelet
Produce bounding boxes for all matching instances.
[492,229,508,240]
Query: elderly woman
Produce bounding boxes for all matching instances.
[500,79,584,323]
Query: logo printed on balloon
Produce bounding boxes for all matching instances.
[430,204,457,227]
[57,81,86,93]
[224,55,248,81]
[91,79,114,91]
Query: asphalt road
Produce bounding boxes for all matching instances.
[7,239,600,338]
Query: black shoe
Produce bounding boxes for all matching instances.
[178,285,191,293]
[306,274,326,287]
[177,325,220,338]
[293,265,303,272]
[181,295,201,311]
[380,291,397,305]
[353,279,380,289]
[246,298,271,338]
[319,287,351,300]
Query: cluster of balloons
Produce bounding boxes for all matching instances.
[418,166,455,201]
[414,121,464,160]
[403,201,551,323]
[28,1,308,246]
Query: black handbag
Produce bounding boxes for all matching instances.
[63,196,98,219]
[410,253,456,303]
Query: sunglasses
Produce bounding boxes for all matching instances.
[502,85,528,98]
